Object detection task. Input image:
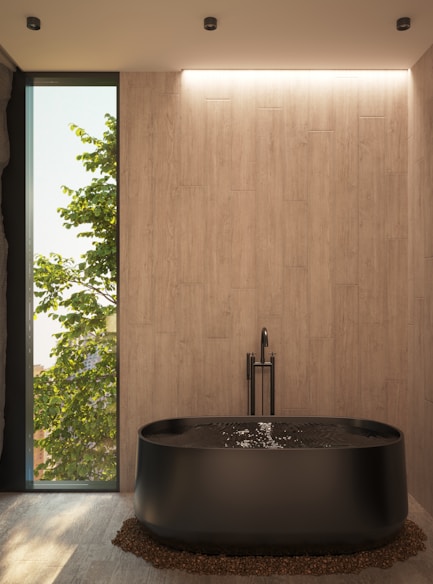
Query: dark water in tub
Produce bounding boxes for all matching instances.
[146,421,399,449]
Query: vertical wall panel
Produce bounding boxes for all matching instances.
[256,108,285,316]
[176,186,207,283]
[359,117,386,324]
[421,402,433,503]
[203,338,241,414]
[119,323,154,488]
[416,159,428,290]
[334,77,359,284]
[284,131,309,201]
[153,332,179,421]
[180,80,205,186]
[359,322,387,421]
[409,157,425,323]
[386,380,408,431]
[386,173,408,240]
[334,285,359,416]
[153,93,179,333]
[424,258,433,403]
[153,189,177,333]
[256,74,285,108]
[423,162,433,258]
[231,80,256,191]
[205,100,233,338]
[176,283,205,417]
[308,131,333,338]
[121,195,154,324]
[358,72,385,116]
[283,200,308,267]
[281,268,309,410]
[308,72,335,130]
[231,191,256,289]
[309,338,334,415]
[120,84,154,326]
[284,74,309,200]
[385,72,408,173]
[407,302,425,495]
[386,239,408,380]
[206,99,232,188]
[284,72,309,130]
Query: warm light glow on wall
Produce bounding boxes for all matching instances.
[181,69,408,86]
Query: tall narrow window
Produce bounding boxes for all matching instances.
[27,77,118,490]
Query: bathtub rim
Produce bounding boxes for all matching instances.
[137,415,404,451]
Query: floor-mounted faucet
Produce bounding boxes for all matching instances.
[247,327,275,415]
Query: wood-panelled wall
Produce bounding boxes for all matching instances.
[408,45,433,515]
[119,70,408,491]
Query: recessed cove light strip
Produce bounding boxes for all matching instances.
[181,70,410,84]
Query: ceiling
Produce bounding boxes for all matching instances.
[1,0,433,72]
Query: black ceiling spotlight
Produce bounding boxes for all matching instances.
[204,16,218,31]
[396,17,411,31]
[27,16,41,31]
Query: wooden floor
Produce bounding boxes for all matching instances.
[0,492,432,583]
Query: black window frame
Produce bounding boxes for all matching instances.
[0,70,119,492]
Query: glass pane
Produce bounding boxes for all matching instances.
[31,85,117,487]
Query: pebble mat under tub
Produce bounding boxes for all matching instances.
[112,518,427,576]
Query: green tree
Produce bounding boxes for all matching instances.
[33,114,117,481]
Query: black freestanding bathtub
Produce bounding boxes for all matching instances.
[134,416,408,554]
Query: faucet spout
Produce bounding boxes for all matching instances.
[260,327,268,363]
[246,327,275,415]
